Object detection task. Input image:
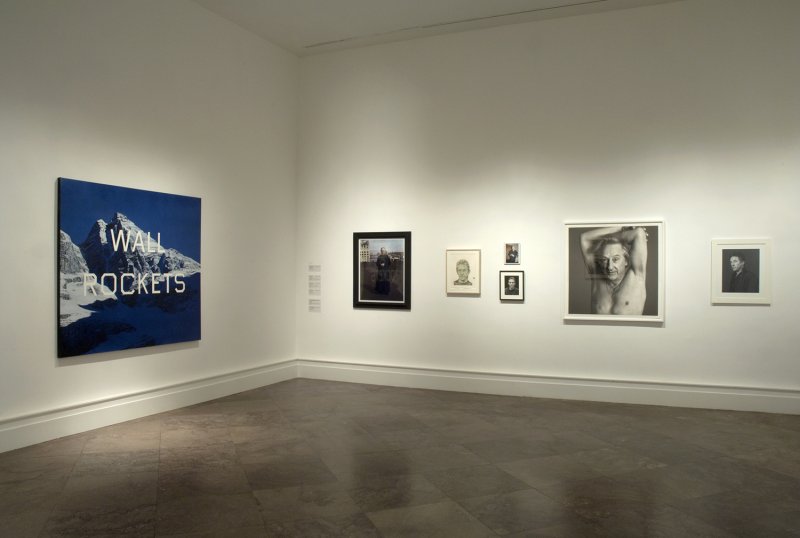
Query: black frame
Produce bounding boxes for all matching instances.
[499,270,524,301]
[353,231,411,310]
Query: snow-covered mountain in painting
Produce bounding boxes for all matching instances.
[58,213,201,357]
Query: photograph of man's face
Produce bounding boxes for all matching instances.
[711,239,769,305]
[506,277,517,290]
[721,248,759,293]
[595,242,630,285]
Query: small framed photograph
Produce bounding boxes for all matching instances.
[565,220,664,323]
[711,238,771,305]
[353,231,411,309]
[505,243,520,265]
[500,271,524,301]
[446,249,481,295]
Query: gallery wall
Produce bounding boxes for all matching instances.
[1,0,798,451]
[0,0,298,428]
[295,0,800,406]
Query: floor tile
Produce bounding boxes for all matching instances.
[745,509,800,538]
[353,412,429,434]
[57,471,158,509]
[589,505,737,538]
[346,473,446,512]
[44,504,156,537]
[462,436,557,463]
[263,512,380,537]
[731,446,800,480]
[458,488,580,535]
[424,464,529,499]
[159,442,239,472]
[672,488,800,534]
[83,424,161,453]
[503,519,605,537]
[538,475,678,516]
[0,509,54,538]
[322,449,412,485]
[155,526,267,537]
[611,463,728,500]
[255,482,360,522]
[156,493,263,535]
[242,455,338,489]
[159,427,230,450]
[161,413,229,429]
[228,424,305,446]
[568,446,667,476]
[402,443,488,472]
[583,423,722,464]
[367,500,494,537]
[73,449,159,475]
[0,476,67,515]
[158,465,251,499]
[371,427,450,450]
[498,454,604,488]
[0,454,78,483]
[236,438,318,465]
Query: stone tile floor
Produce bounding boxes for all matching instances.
[1,378,799,537]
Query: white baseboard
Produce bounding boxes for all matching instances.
[297,359,800,415]
[0,360,297,453]
[3,358,797,454]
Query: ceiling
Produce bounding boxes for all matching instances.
[191,0,681,56]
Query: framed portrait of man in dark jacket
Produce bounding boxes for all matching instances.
[711,238,771,305]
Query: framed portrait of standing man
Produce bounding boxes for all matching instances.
[711,238,771,305]
[353,231,411,309]
[565,221,664,323]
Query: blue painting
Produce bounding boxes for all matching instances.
[57,178,201,358]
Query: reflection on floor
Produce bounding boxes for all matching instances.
[1,378,799,537]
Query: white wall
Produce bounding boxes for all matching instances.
[296,0,800,401]
[1,0,798,450]
[0,1,298,425]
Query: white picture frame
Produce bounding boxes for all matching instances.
[564,220,665,323]
[711,238,771,305]
[446,249,481,295]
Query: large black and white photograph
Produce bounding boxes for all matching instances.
[353,231,411,309]
[500,271,524,301]
[565,221,664,322]
[446,249,481,295]
[711,238,771,305]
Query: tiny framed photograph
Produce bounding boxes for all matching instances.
[565,220,664,323]
[505,243,520,265]
[500,271,524,301]
[446,249,481,295]
[711,238,771,305]
[353,231,411,309]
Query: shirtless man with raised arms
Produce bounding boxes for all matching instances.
[580,226,648,315]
